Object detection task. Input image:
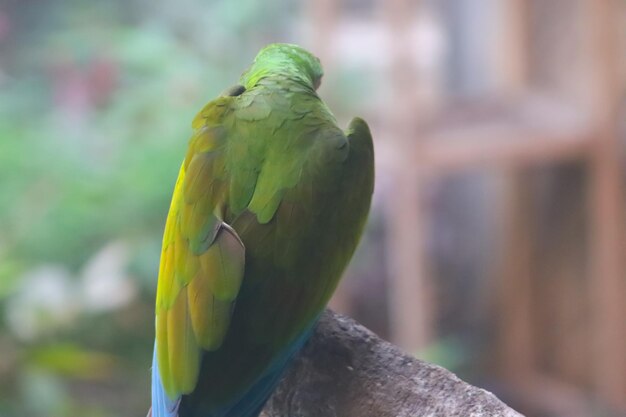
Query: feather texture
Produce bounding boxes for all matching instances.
[151,43,374,417]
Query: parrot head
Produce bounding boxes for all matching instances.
[240,43,323,91]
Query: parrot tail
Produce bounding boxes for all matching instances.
[212,323,318,417]
[151,342,181,417]
[152,321,318,417]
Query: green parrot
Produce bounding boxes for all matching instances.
[150,43,374,417]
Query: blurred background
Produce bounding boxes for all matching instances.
[1,0,625,416]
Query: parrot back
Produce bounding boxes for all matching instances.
[153,71,374,417]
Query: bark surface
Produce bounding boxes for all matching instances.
[262,310,523,417]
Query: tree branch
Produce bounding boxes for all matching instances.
[262,310,523,417]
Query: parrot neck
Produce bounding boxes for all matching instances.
[239,63,316,92]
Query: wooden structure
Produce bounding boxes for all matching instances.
[309,0,625,414]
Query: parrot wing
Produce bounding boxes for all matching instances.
[154,95,247,404]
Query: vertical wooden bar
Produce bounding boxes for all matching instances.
[583,0,626,408]
[496,172,537,379]
[493,0,535,383]
[382,0,435,352]
[587,122,626,408]
[496,0,529,93]
[386,161,434,352]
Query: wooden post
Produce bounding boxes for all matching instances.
[583,0,626,407]
[382,0,437,352]
[496,0,529,93]
[385,160,434,352]
[493,0,535,384]
[496,172,537,380]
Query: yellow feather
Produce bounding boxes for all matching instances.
[198,225,245,301]
[193,127,223,154]
[167,290,200,394]
[162,167,185,246]
[184,154,215,204]
[156,310,175,396]
[154,112,246,398]
[174,232,198,286]
[179,199,220,254]
[187,272,232,350]
[156,244,181,309]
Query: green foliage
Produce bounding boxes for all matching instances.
[0,0,303,415]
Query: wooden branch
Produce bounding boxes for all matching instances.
[411,97,593,175]
[262,310,523,417]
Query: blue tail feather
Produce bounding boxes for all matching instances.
[151,343,181,417]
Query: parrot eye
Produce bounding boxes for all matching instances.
[222,84,246,97]
[313,76,322,91]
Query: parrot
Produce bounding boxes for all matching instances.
[149,43,374,417]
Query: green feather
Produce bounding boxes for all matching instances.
[154,43,374,406]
